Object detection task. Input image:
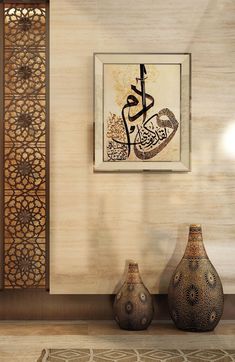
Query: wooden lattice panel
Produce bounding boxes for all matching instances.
[2,2,48,289]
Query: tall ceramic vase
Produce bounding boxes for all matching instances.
[168,224,224,331]
[113,262,154,330]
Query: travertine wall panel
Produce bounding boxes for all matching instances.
[50,0,235,293]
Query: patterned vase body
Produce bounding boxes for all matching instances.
[168,224,224,331]
[113,262,154,330]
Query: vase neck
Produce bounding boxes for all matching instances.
[126,262,142,284]
[183,224,208,259]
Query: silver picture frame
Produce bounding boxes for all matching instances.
[94,53,191,172]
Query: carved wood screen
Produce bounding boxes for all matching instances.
[0,0,49,289]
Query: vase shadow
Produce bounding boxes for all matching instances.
[158,224,187,294]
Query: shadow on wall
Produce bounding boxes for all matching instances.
[158,224,187,294]
[86,194,119,290]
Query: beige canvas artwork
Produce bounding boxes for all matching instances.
[104,63,181,162]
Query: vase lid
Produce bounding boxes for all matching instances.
[128,261,139,272]
[189,224,202,232]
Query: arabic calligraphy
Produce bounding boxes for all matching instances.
[106,64,179,161]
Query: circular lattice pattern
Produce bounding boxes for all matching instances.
[18,65,32,80]
[186,284,199,306]
[209,310,217,323]
[141,317,147,326]
[207,309,218,325]
[5,49,45,95]
[116,292,122,301]
[171,308,179,323]
[125,301,133,314]
[4,6,46,48]
[4,241,45,288]
[5,195,45,239]
[128,284,134,292]
[18,113,32,128]
[139,292,147,303]
[5,147,45,191]
[18,17,32,32]
[205,271,217,288]
[5,98,46,143]
[173,271,182,287]
[188,259,199,271]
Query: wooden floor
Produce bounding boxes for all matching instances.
[0,320,234,362]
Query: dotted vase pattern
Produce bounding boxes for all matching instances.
[113,262,154,331]
[168,224,224,332]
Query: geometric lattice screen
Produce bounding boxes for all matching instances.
[1,1,49,289]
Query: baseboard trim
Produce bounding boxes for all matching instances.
[0,291,234,320]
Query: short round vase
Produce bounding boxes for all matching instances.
[113,262,154,331]
[168,224,224,332]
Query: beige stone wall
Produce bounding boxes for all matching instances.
[50,0,235,294]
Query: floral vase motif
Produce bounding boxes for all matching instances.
[113,262,154,330]
[168,224,224,332]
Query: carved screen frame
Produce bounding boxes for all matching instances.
[0,0,49,289]
[94,53,191,172]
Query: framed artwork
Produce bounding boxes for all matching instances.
[94,53,191,171]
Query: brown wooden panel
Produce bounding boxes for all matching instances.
[0,4,4,290]
[0,292,234,320]
[2,2,49,289]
